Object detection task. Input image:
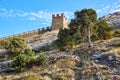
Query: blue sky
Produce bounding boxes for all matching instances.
[0,0,120,38]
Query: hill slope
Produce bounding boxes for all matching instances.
[100,11,120,29]
[1,37,120,80]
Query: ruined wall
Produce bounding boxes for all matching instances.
[0,27,51,41]
[52,13,68,30]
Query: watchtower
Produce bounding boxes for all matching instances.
[52,13,68,30]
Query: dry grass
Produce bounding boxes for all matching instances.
[51,68,75,80]
[0,56,77,80]
[104,47,120,56]
[1,37,120,80]
[22,74,39,80]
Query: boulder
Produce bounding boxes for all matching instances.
[90,52,102,59]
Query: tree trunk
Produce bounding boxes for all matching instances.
[87,26,92,48]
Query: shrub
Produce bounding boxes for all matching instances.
[11,53,30,72]
[28,53,48,67]
[10,49,35,72]
[114,29,120,37]
[5,37,27,54]
[91,34,99,42]
[104,31,114,39]
[24,49,35,57]
[8,49,34,59]
[10,51,47,72]
[96,20,114,40]
[53,39,65,51]
[35,53,47,65]
[28,57,36,67]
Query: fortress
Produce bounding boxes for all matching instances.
[0,13,68,41]
[52,13,68,30]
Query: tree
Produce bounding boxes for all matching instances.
[54,9,114,50]
[55,28,81,51]
[74,9,97,48]
[96,20,114,39]
[55,29,72,51]
[54,9,98,50]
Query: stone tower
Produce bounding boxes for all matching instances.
[52,13,68,30]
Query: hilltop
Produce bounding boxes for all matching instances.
[100,11,120,29]
[0,9,120,80]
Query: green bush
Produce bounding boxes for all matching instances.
[104,31,114,39]
[91,34,99,42]
[11,53,30,72]
[3,37,27,54]
[28,57,36,67]
[11,50,48,72]
[8,49,34,59]
[35,53,47,65]
[24,49,35,57]
[53,39,65,51]
[96,20,114,40]
[10,49,35,72]
[114,29,120,37]
[28,53,48,66]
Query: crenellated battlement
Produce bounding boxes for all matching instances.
[52,13,68,30]
[0,27,51,41]
[52,13,64,18]
[0,13,68,41]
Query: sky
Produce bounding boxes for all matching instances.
[0,0,120,38]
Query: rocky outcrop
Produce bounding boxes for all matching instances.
[100,11,120,29]
[27,30,59,49]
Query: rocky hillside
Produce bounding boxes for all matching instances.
[27,30,59,49]
[100,11,120,29]
[1,37,120,80]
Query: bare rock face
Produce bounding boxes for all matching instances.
[27,30,59,49]
[100,11,120,29]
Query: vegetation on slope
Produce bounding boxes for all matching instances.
[1,8,120,80]
[54,9,114,51]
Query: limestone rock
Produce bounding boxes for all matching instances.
[100,11,120,29]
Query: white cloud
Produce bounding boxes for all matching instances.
[0,8,73,26]
[113,9,120,12]
[97,5,110,14]
[97,0,120,17]
[96,10,101,13]
[0,8,73,20]
[0,8,7,16]
[26,17,36,21]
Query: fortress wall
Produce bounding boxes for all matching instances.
[0,27,51,41]
[0,13,68,42]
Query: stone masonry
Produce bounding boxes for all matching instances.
[0,13,68,41]
[52,13,68,30]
